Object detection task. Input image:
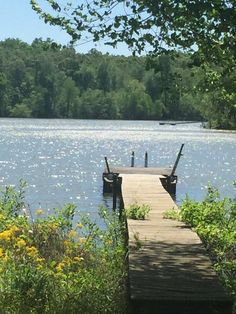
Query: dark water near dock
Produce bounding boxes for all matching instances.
[0,118,235,219]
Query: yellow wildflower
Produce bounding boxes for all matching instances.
[65,248,73,255]
[56,262,65,272]
[2,255,8,262]
[16,239,27,248]
[10,226,19,233]
[0,248,4,257]
[0,225,20,241]
[79,237,86,244]
[105,239,112,245]
[77,223,84,229]
[49,222,59,231]
[36,208,44,215]
[0,248,8,262]
[26,246,38,258]
[36,257,45,264]
[68,230,77,238]
[36,264,43,270]
[64,240,71,247]
[0,230,13,241]
[63,256,72,265]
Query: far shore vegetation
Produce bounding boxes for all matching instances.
[0,38,235,130]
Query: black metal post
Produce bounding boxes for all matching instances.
[170,144,184,177]
[112,173,117,211]
[144,152,148,167]
[104,156,110,173]
[131,151,134,167]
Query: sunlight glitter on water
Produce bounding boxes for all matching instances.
[0,118,235,218]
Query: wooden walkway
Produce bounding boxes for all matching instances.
[121,174,232,314]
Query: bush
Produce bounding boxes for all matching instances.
[0,182,127,313]
[180,186,236,310]
[125,203,151,220]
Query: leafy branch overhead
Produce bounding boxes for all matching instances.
[31,0,236,60]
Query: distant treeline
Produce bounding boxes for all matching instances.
[0,38,235,129]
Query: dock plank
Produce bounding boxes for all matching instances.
[107,167,173,176]
[121,174,232,313]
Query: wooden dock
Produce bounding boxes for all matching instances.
[103,167,177,195]
[120,174,232,314]
[103,144,184,196]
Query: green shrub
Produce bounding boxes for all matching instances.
[125,203,151,220]
[163,208,181,220]
[0,183,127,314]
[179,186,236,310]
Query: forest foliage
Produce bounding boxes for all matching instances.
[0,38,235,129]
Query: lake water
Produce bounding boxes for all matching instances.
[0,118,235,219]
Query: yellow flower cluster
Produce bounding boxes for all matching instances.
[0,247,8,262]
[79,237,86,244]
[16,239,27,248]
[68,230,77,239]
[0,226,19,242]
[0,248,3,257]
[55,254,84,273]
[36,208,44,216]
[0,223,46,269]
[26,246,38,258]
[56,262,65,272]
[105,239,112,245]
[47,222,59,232]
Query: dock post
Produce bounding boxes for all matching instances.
[144,152,148,168]
[104,156,111,173]
[131,151,135,167]
[112,173,118,211]
[170,144,184,177]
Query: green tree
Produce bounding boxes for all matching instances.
[97,61,111,92]
[30,0,236,60]
[58,77,78,117]
[10,103,32,118]
[30,0,236,129]
[198,65,236,129]
[74,65,95,91]
[1,37,234,126]
[0,73,8,116]
[34,56,58,117]
[120,80,152,119]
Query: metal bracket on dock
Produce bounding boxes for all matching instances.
[170,143,184,177]
[103,157,121,211]
[103,173,114,183]
[104,156,111,174]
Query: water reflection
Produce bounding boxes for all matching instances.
[0,118,235,217]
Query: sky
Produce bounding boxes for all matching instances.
[0,0,131,55]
